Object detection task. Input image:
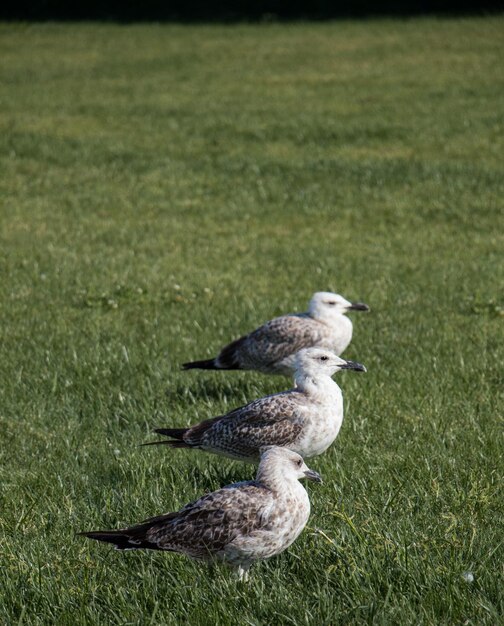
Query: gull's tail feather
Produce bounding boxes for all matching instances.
[154,427,187,440]
[78,530,161,551]
[140,428,192,448]
[182,358,219,370]
[141,439,191,448]
[182,340,244,370]
[79,530,136,549]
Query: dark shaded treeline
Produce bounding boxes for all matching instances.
[2,0,503,20]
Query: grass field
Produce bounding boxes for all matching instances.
[1,17,503,625]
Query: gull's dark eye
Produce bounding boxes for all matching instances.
[296,458,303,467]
[326,301,336,306]
[320,355,329,361]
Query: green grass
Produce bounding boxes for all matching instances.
[1,17,503,625]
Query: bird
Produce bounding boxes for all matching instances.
[79,447,322,581]
[145,348,366,462]
[182,291,369,375]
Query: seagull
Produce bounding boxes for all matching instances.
[79,447,322,581]
[146,348,366,462]
[182,291,369,375]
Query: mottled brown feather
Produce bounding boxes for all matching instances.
[217,315,326,371]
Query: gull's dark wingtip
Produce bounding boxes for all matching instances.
[182,358,218,370]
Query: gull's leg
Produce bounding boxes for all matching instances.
[236,563,251,582]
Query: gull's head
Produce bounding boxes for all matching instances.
[258,446,322,484]
[308,292,370,320]
[294,347,366,379]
